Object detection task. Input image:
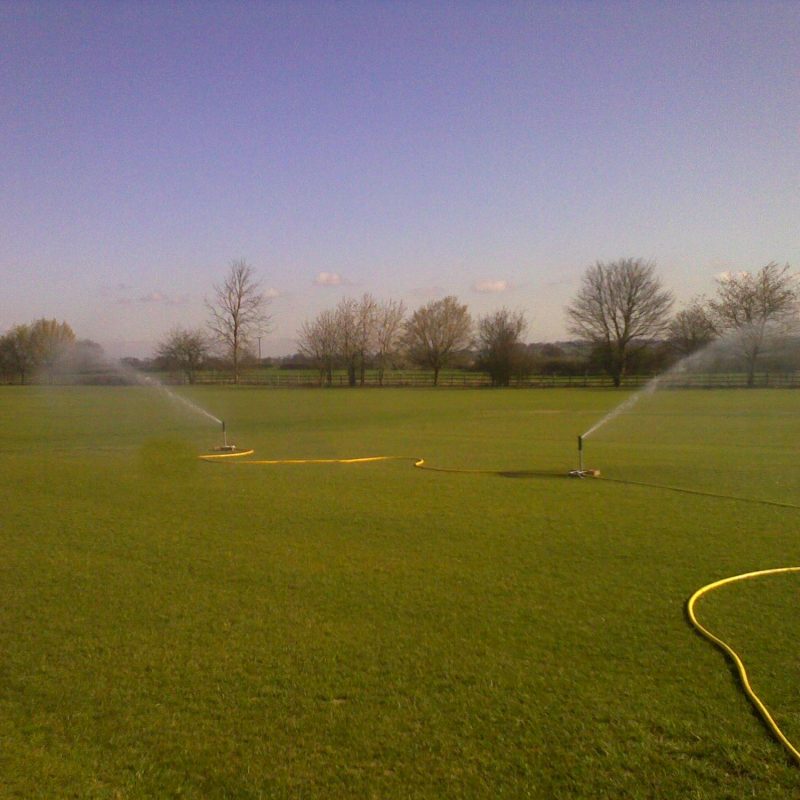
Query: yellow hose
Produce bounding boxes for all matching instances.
[199,450,561,476]
[687,567,800,763]
[202,448,800,761]
[199,451,413,466]
[200,449,256,460]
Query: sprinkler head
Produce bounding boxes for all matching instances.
[568,433,599,477]
[212,419,237,452]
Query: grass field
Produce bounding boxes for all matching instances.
[1,385,799,798]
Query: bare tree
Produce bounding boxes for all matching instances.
[708,262,798,386]
[374,298,406,386]
[476,308,529,386]
[297,309,338,386]
[299,295,393,386]
[404,296,473,386]
[333,296,361,386]
[30,318,76,383]
[566,258,673,386]
[206,259,272,383]
[355,293,378,385]
[667,300,717,357]
[155,327,209,384]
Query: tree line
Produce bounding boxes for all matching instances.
[292,296,535,387]
[3,258,798,386]
[566,259,799,387]
[286,258,799,388]
[154,261,533,387]
[0,319,104,384]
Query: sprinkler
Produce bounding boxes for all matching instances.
[213,419,238,452]
[569,434,600,478]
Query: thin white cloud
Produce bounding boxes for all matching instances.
[473,279,510,294]
[138,291,166,303]
[136,291,190,306]
[314,271,348,286]
[264,287,281,298]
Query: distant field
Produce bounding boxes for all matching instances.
[1,386,799,798]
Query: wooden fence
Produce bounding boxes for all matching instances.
[4,369,800,389]
[191,370,800,389]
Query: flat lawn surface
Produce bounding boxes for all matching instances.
[1,386,799,798]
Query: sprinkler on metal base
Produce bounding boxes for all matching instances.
[569,434,600,478]
[213,420,238,452]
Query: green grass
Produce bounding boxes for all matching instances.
[1,386,799,798]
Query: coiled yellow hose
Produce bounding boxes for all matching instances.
[687,567,800,763]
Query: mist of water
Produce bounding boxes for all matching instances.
[581,374,663,439]
[115,362,223,427]
[580,324,799,440]
[141,375,222,426]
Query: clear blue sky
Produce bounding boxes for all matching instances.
[2,0,798,356]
